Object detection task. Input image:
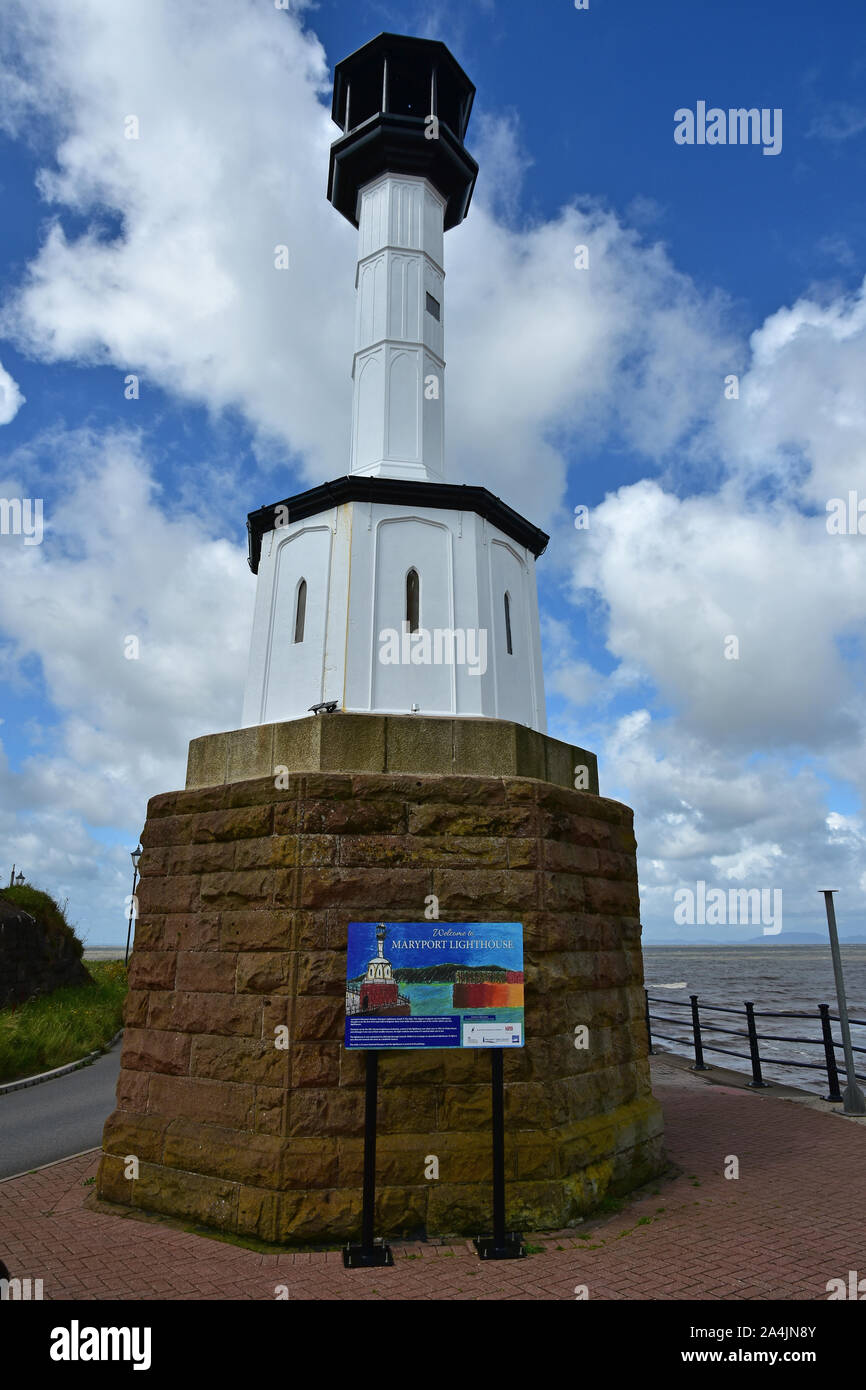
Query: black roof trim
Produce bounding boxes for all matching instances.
[246,476,549,573]
[328,112,477,230]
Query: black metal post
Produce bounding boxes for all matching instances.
[744,1002,768,1087]
[819,1004,843,1103]
[343,1051,393,1268]
[644,989,654,1056]
[124,861,140,968]
[473,1049,526,1260]
[820,891,866,1115]
[690,994,709,1070]
[491,1049,506,1249]
[361,1049,378,1250]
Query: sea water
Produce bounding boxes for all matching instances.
[643,945,866,1094]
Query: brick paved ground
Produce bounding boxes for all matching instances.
[1,1055,863,1301]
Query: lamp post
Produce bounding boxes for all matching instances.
[820,891,866,1116]
[14,870,24,886]
[125,846,143,967]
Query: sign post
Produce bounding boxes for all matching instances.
[343,921,525,1264]
[474,1048,527,1260]
[343,1050,393,1269]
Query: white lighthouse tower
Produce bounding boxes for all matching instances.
[242,33,548,732]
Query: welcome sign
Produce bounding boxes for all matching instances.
[344,922,524,1049]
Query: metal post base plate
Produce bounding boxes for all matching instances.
[842,1088,866,1117]
[342,1241,394,1269]
[473,1232,527,1260]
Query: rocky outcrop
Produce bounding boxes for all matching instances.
[0,893,90,1008]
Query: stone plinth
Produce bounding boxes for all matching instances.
[97,755,664,1241]
[186,713,598,795]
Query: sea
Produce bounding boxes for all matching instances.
[643,945,866,1095]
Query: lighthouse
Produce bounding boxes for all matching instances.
[242,32,548,732]
[359,923,409,1013]
[100,32,663,1247]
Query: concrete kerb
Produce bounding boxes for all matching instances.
[0,1029,124,1097]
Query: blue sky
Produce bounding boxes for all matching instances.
[1,0,865,944]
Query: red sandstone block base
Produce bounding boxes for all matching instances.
[97,769,664,1241]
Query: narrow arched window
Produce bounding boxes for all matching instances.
[504,591,513,654]
[406,568,420,633]
[293,579,307,643]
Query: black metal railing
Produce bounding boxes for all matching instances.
[645,990,866,1099]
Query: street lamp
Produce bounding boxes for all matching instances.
[125,846,143,967]
[14,871,25,886]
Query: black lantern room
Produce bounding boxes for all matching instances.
[327,32,478,231]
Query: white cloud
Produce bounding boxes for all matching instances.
[0,360,24,424]
[0,0,738,527]
[0,0,349,480]
[569,478,866,752]
[0,426,252,938]
[807,104,866,142]
[589,709,864,937]
[710,843,784,882]
[553,268,866,931]
[0,0,864,942]
[712,276,866,506]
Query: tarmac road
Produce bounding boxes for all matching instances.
[0,1045,121,1179]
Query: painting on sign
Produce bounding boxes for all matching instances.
[345,921,524,1049]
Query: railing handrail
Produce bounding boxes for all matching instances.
[645,992,866,1028]
[644,988,866,1096]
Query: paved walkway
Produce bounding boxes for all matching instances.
[1,1056,863,1300]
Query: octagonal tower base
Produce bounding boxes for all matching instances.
[96,716,664,1242]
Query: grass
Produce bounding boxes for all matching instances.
[0,883,84,957]
[0,960,128,1083]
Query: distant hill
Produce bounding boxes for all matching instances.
[744,932,866,945]
[645,934,866,946]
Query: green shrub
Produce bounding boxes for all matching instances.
[0,883,84,958]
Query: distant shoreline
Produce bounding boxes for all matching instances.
[644,939,866,947]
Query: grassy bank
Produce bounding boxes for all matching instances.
[0,960,128,1084]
